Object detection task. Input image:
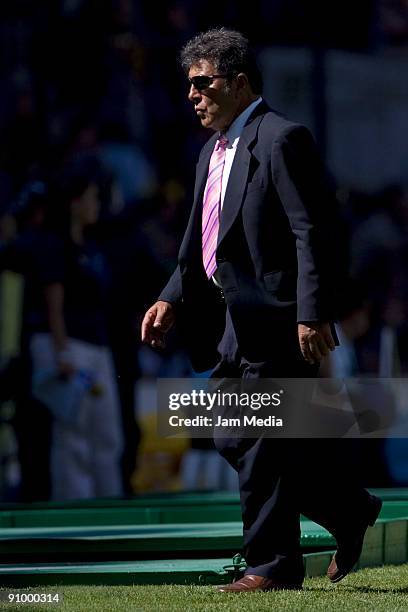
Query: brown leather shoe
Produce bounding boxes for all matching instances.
[327,495,382,583]
[216,574,303,593]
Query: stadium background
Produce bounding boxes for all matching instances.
[0,1,408,502]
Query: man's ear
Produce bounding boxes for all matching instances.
[236,72,250,91]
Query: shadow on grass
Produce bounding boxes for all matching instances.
[305,585,408,594]
[340,585,408,594]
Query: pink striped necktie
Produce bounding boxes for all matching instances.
[202,134,229,278]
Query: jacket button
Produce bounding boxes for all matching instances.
[217,256,226,263]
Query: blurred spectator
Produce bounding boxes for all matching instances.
[98,122,157,207]
[0,182,53,500]
[29,170,123,500]
[329,283,371,377]
[350,187,405,306]
[132,344,191,492]
[139,178,187,275]
[347,186,408,372]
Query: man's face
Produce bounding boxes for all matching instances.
[188,60,239,131]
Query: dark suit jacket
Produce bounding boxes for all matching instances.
[159,100,340,372]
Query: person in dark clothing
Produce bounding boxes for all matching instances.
[29,173,123,500]
[0,182,54,500]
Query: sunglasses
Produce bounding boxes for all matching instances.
[188,73,233,91]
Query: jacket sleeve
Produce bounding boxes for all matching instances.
[158,264,183,305]
[271,124,340,322]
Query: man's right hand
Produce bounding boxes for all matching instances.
[141,301,175,349]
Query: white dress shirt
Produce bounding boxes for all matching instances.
[220,97,262,209]
[212,97,262,286]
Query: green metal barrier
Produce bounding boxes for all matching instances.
[1,494,407,529]
[1,488,407,513]
[0,519,336,564]
[0,490,407,586]
[0,518,406,587]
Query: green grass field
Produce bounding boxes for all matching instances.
[2,564,408,611]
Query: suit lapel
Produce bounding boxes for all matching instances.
[217,105,267,247]
[179,100,269,265]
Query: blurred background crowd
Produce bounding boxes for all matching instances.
[0,0,408,502]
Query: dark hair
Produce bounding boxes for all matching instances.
[180,28,263,94]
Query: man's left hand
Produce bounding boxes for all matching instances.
[298,322,335,364]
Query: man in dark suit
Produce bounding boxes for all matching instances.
[142,28,381,592]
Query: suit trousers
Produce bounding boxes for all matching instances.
[212,309,372,581]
